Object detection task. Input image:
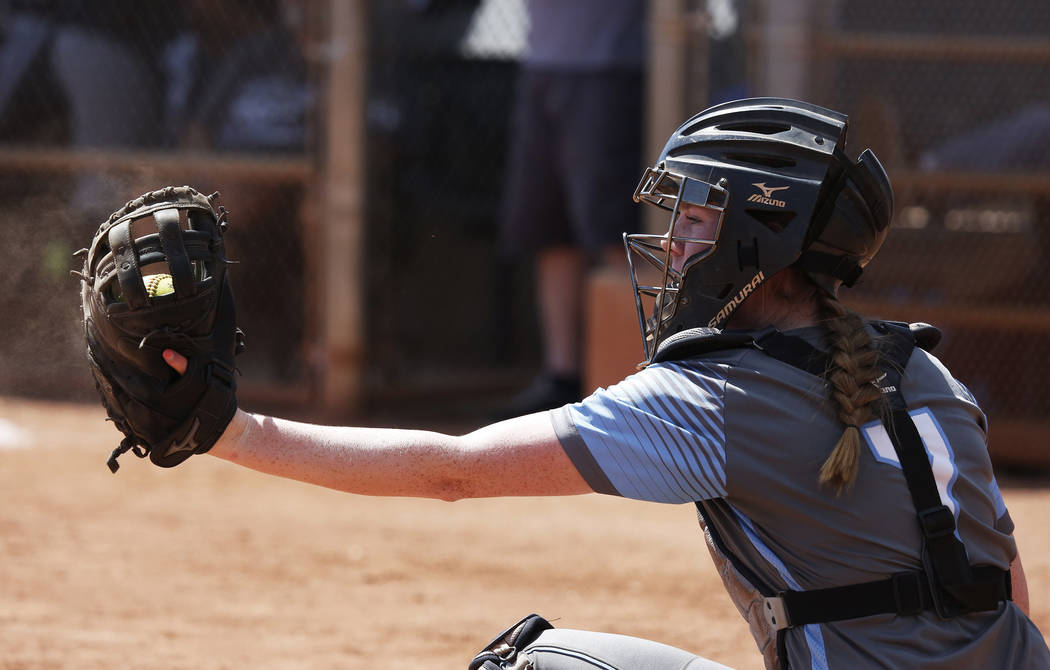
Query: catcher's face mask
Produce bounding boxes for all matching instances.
[624,98,896,366]
[624,166,729,362]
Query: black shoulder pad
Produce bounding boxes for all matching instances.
[909,322,941,352]
[871,320,941,358]
[652,327,755,364]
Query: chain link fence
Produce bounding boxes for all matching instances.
[362,0,534,419]
[0,0,319,402]
[0,0,537,418]
[0,0,1045,464]
[804,0,1050,466]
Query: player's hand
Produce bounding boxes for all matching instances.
[163,349,188,375]
[161,347,249,456]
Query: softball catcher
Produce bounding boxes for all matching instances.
[78,100,1049,669]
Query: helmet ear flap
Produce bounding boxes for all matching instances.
[797,147,895,293]
[852,148,893,232]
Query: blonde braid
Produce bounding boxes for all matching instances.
[817,292,884,494]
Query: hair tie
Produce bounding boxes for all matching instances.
[845,424,859,431]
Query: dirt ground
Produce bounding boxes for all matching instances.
[0,396,1047,670]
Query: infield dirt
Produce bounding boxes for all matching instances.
[1,396,1047,669]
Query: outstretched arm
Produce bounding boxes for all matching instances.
[1010,553,1030,617]
[165,350,592,501]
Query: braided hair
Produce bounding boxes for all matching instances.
[815,291,885,495]
[737,269,887,495]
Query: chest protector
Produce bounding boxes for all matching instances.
[652,321,1011,669]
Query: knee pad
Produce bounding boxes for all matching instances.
[469,613,554,670]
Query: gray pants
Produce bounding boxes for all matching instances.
[49,26,160,216]
[520,629,734,670]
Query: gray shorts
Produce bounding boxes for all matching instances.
[499,68,643,256]
[520,629,735,670]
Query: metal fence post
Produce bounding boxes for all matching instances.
[645,0,687,234]
[319,0,368,415]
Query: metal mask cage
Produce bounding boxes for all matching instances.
[626,167,729,362]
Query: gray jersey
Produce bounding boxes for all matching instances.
[551,326,1050,669]
[524,0,645,70]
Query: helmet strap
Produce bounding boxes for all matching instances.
[796,250,863,287]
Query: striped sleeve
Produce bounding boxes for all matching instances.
[552,361,728,504]
[989,474,1014,534]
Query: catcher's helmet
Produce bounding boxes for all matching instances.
[626,97,893,363]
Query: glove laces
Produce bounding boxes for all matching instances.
[106,436,149,473]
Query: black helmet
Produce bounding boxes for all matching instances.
[626,97,893,363]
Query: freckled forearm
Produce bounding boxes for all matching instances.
[208,409,590,500]
[210,409,467,500]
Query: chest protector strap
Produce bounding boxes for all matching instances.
[653,322,1011,631]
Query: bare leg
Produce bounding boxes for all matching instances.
[537,245,586,377]
[501,245,627,417]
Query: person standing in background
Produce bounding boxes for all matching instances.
[0,1,173,218]
[498,0,646,416]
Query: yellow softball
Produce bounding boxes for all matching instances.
[144,273,175,297]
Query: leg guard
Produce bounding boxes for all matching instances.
[469,614,555,670]
[470,616,735,670]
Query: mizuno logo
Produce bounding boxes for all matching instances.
[753,182,789,198]
[874,372,896,394]
[748,182,789,207]
[165,417,201,456]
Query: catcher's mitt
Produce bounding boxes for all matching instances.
[74,186,245,472]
